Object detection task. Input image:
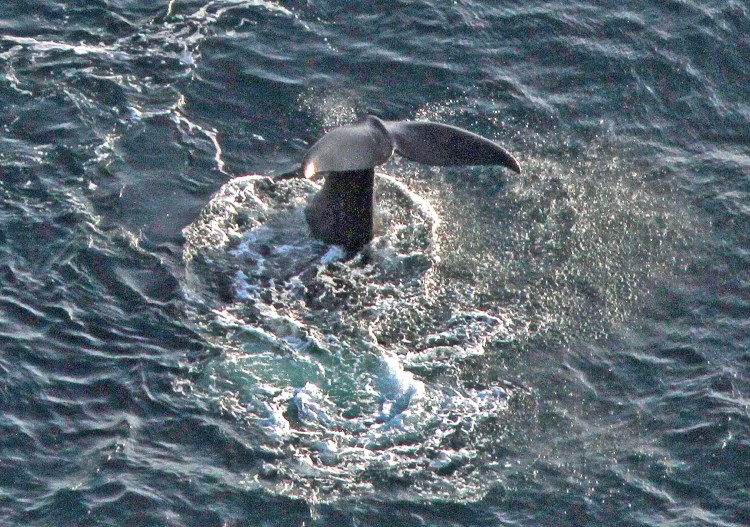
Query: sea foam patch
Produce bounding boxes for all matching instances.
[181,173,527,502]
[180,137,697,502]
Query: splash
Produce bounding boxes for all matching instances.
[180,128,697,502]
[182,173,530,502]
[297,87,361,130]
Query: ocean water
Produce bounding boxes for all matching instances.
[1,0,748,525]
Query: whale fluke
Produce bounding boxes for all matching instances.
[303,115,520,178]
[300,115,520,252]
[303,116,394,176]
[384,119,521,172]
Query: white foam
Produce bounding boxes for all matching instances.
[320,245,346,264]
[293,383,334,428]
[3,35,116,57]
[181,171,529,501]
[258,401,291,438]
[374,354,425,423]
[233,270,258,300]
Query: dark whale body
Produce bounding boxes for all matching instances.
[296,115,521,253]
[304,169,375,252]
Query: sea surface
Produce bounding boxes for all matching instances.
[1,1,748,525]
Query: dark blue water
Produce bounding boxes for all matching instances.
[1,1,748,525]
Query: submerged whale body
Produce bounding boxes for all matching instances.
[294,115,521,252]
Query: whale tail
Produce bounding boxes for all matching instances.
[384,119,521,172]
[299,115,521,252]
[302,115,520,178]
